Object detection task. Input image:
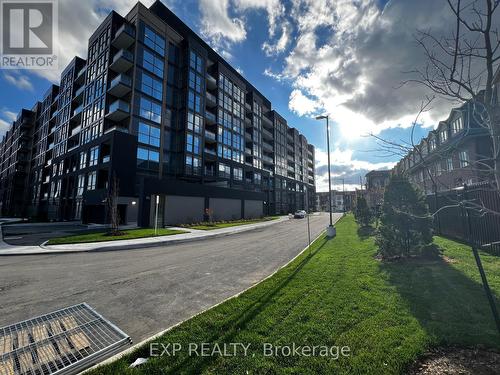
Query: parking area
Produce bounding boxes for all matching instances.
[1,223,110,246]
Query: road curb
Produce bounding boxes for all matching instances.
[82,214,341,373]
[0,217,289,256]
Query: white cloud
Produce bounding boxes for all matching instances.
[262,21,291,55]
[199,0,247,51]
[314,148,395,192]
[267,0,468,137]
[3,72,34,91]
[288,89,320,116]
[0,109,17,136]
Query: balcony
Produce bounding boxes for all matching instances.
[245,116,252,127]
[112,23,135,49]
[108,74,132,97]
[263,155,274,164]
[262,128,273,140]
[105,100,130,121]
[245,131,252,141]
[245,102,252,112]
[204,129,216,142]
[206,73,217,90]
[263,141,273,152]
[73,85,85,103]
[245,147,252,155]
[262,115,273,126]
[71,104,83,120]
[70,125,81,137]
[204,148,217,156]
[206,91,217,107]
[205,110,216,125]
[75,65,86,84]
[109,49,134,72]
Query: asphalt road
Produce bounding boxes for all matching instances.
[0,213,339,343]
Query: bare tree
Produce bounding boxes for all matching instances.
[107,173,120,235]
[406,0,500,188]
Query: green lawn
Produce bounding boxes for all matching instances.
[89,215,499,375]
[185,216,280,230]
[46,228,188,245]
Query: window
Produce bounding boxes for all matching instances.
[254,173,262,185]
[429,137,436,151]
[138,122,160,147]
[233,167,243,181]
[447,157,454,171]
[87,171,97,190]
[451,117,464,134]
[77,174,85,196]
[218,163,230,179]
[189,50,203,73]
[187,112,202,133]
[137,147,160,162]
[189,71,202,93]
[185,133,201,155]
[139,96,162,123]
[89,146,99,166]
[185,155,200,175]
[188,91,201,113]
[143,50,163,77]
[140,71,163,101]
[440,129,448,143]
[79,151,87,169]
[143,25,165,56]
[459,150,469,167]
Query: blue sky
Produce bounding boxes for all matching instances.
[0,0,461,191]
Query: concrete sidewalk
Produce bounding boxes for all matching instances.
[0,216,290,255]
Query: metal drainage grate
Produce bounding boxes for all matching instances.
[0,303,132,375]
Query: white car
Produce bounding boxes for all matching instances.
[294,210,307,219]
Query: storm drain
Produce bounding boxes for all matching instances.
[0,303,132,375]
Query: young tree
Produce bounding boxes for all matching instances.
[376,175,433,258]
[354,196,372,227]
[107,174,120,236]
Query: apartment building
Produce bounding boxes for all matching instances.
[394,98,494,194]
[0,1,315,226]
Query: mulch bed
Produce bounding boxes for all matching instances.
[407,347,500,374]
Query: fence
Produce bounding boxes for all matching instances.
[427,182,500,255]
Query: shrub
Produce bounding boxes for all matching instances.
[354,196,372,227]
[376,175,433,258]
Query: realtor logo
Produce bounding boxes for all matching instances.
[1,0,58,69]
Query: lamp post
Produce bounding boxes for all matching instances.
[316,115,336,238]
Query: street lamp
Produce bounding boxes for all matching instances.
[315,115,336,238]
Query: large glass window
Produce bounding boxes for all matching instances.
[190,50,203,73]
[185,155,201,175]
[143,25,165,56]
[138,122,161,147]
[140,71,163,101]
[137,147,159,162]
[218,163,230,179]
[143,49,163,77]
[186,133,201,155]
[139,96,162,123]
[87,171,97,190]
[79,151,87,169]
[77,174,85,196]
[187,112,202,133]
[459,150,469,167]
[233,167,243,181]
[188,91,201,113]
[89,146,99,167]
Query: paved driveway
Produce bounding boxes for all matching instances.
[0,213,341,343]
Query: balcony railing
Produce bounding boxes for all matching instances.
[110,49,134,72]
[108,74,132,97]
[112,23,136,49]
[206,91,217,107]
[72,104,83,118]
[106,100,130,121]
[205,110,216,124]
[204,129,216,141]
